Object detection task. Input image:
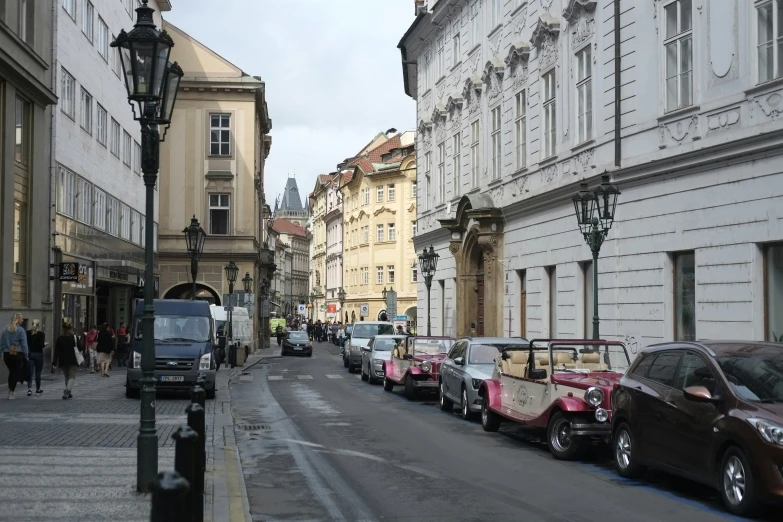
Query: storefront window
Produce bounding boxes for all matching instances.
[766,244,783,341]
[674,251,696,341]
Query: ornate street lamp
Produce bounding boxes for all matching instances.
[338,287,346,307]
[224,261,239,340]
[183,215,206,301]
[310,291,316,321]
[418,245,439,336]
[242,272,253,294]
[111,0,183,492]
[572,174,621,340]
[381,287,388,305]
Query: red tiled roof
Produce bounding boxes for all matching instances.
[270,218,306,237]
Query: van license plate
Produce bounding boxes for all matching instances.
[159,376,184,383]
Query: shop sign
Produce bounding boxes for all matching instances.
[59,263,79,281]
[327,304,337,314]
[62,262,94,295]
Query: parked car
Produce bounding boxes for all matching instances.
[440,337,529,420]
[281,330,313,357]
[344,322,395,372]
[360,335,407,384]
[479,339,630,460]
[383,336,456,399]
[612,341,783,517]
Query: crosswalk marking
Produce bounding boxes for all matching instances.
[325,375,343,379]
[268,375,283,381]
[297,375,313,380]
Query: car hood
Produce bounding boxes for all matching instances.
[550,372,623,390]
[371,352,392,362]
[465,365,494,380]
[744,401,783,419]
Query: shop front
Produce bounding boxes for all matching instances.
[59,255,96,334]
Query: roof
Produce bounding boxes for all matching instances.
[270,218,307,237]
[348,135,404,178]
[645,340,783,356]
[277,177,305,213]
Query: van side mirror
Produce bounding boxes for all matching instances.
[529,368,547,380]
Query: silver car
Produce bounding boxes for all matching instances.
[360,335,407,384]
[439,337,529,419]
[344,321,395,372]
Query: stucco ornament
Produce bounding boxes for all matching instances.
[506,41,531,88]
[531,13,561,70]
[751,92,783,121]
[463,76,483,115]
[482,59,506,102]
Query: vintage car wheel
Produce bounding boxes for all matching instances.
[360,365,369,381]
[613,423,645,478]
[719,446,762,517]
[404,375,417,400]
[481,396,500,432]
[460,387,474,420]
[547,412,586,460]
[439,381,454,411]
[383,377,394,392]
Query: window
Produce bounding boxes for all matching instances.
[674,352,717,394]
[123,131,132,166]
[515,91,526,170]
[18,0,29,42]
[361,225,369,244]
[436,38,444,79]
[130,211,140,244]
[209,194,230,235]
[548,266,557,337]
[362,267,369,285]
[63,0,75,19]
[541,70,556,158]
[97,17,109,60]
[377,224,384,242]
[491,106,501,180]
[210,114,231,156]
[490,0,501,29]
[61,68,76,119]
[630,353,655,377]
[412,266,419,282]
[388,184,395,201]
[133,141,141,175]
[120,204,131,240]
[123,0,133,15]
[82,0,94,42]
[377,185,384,202]
[583,261,594,338]
[412,221,417,237]
[112,35,122,78]
[471,5,480,47]
[438,141,446,204]
[107,196,119,236]
[94,189,106,230]
[388,265,395,284]
[13,201,26,274]
[58,167,77,217]
[110,118,121,157]
[76,178,91,224]
[452,133,461,196]
[423,52,431,92]
[664,0,693,112]
[388,223,396,241]
[470,120,480,187]
[14,98,29,165]
[766,244,783,341]
[757,0,783,83]
[576,47,593,143]
[647,351,683,387]
[80,88,93,134]
[363,187,370,206]
[453,32,461,66]
[376,266,384,285]
[96,104,107,146]
[674,251,696,341]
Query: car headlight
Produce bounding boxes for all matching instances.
[585,387,604,408]
[133,351,142,369]
[748,418,783,445]
[420,361,432,373]
[595,408,609,423]
[199,353,212,371]
[471,378,482,390]
[373,359,384,367]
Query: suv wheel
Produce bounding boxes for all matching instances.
[614,422,645,478]
[481,396,500,432]
[720,447,762,517]
[439,381,453,411]
[125,380,139,399]
[547,412,585,461]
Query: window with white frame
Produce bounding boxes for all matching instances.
[664,0,693,112]
[112,35,122,78]
[58,167,76,217]
[131,210,141,244]
[123,131,132,167]
[377,185,384,202]
[470,120,480,187]
[412,220,418,237]
[80,88,92,134]
[388,265,395,284]
[412,266,419,282]
[491,106,501,180]
[471,3,480,47]
[361,225,369,244]
[757,0,783,84]
[388,223,396,241]
[97,17,109,60]
[362,267,369,285]
[515,91,526,169]
[209,194,230,235]
[19,0,29,43]
[452,133,461,197]
[82,0,94,42]
[453,31,461,66]
[63,0,75,19]
[363,187,370,205]
[120,203,131,240]
[77,177,91,224]
[376,266,384,285]
[576,47,593,143]
[94,188,106,230]
[436,37,445,79]
[123,0,132,16]
[388,183,395,201]
[210,114,231,156]
[61,68,76,119]
[96,104,107,146]
[423,52,431,92]
[490,0,501,30]
[377,224,384,242]
[139,216,145,245]
[133,141,141,175]
[110,118,120,157]
[541,69,556,159]
[107,196,119,236]
[438,141,446,204]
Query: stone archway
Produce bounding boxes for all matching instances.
[164,283,221,304]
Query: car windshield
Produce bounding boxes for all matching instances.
[288,332,309,341]
[413,338,453,355]
[373,338,400,352]
[135,315,211,342]
[352,324,394,338]
[469,344,510,364]
[717,353,783,403]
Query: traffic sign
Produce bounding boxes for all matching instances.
[360,303,369,317]
[298,304,306,313]
[224,306,234,311]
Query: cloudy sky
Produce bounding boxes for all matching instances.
[166,0,416,209]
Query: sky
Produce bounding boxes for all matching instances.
[165,0,416,209]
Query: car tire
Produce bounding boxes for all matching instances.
[383,377,394,392]
[343,356,349,368]
[613,422,645,478]
[719,446,762,517]
[439,381,454,411]
[481,395,500,432]
[206,387,216,400]
[460,387,474,420]
[125,380,139,399]
[367,366,378,385]
[547,412,586,461]
[361,365,369,381]
[307,352,313,357]
[404,374,417,400]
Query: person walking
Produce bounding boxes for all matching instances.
[85,325,98,373]
[95,324,114,377]
[337,324,345,348]
[52,321,79,399]
[1,313,29,399]
[116,322,128,367]
[26,319,46,396]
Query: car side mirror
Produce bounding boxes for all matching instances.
[453,357,465,366]
[529,368,547,380]
[403,353,413,361]
[683,386,721,403]
[362,346,371,352]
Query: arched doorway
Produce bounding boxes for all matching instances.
[404,306,417,334]
[163,283,221,304]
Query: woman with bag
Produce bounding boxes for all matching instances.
[1,312,29,400]
[26,319,46,396]
[96,323,114,377]
[52,321,81,399]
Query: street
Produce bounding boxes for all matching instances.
[232,341,764,522]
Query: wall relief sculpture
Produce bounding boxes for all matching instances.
[531,13,561,70]
[658,115,701,149]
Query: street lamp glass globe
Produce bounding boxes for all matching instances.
[183,215,206,257]
[242,272,253,293]
[594,174,621,230]
[224,261,239,284]
[572,182,598,235]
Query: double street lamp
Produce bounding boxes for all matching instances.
[242,272,253,294]
[112,0,183,492]
[572,174,621,340]
[337,287,346,324]
[224,261,239,340]
[418,246,439,336]
[184,216,206,300]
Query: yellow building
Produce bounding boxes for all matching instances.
[340,131,418,327]
[308,175,329,322]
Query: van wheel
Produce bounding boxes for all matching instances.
[206,387,216,400]
[125,380,139,399]
[719,446,762,517]
[343,356,349,368]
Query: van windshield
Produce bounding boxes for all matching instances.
[352,324,394,338]
[135,315,211,342]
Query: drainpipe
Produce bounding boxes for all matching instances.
[48,0,59,351]
[614,0,622,167]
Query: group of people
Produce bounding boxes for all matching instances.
[1,312,130,400]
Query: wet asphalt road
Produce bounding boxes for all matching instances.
[230,341,769,522]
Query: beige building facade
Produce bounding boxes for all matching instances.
[308,176,329,322]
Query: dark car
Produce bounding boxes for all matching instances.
[611,341,783,517]
[282,331,312,357]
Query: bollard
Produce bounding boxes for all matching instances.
[150,471,189,522]
[173,426,199,522]
[186,402,206,521]
[191,384,206,410]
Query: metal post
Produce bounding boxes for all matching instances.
[138,102,160,493]
[150,471,189,522]
[192,382,206,410]
[228,281,234,341]
[187,402,206,469]
[425,277,432,337]
[186,403,206,522]
[190,257,198,301]
[173,426,198,522]
[592,247,600,340]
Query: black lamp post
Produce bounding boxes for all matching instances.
[337,287,346,324]
[112,0,182,493]
[381,287,388,305]
[418,245,439,336]
[183,215,206,301]
[224,261,239,340]
[260,277,270,344]
[310,291,316,321]
[572,174,621,340]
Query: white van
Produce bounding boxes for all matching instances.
[209,305,252,346]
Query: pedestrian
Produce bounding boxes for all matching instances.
[26,319,46,396]
[52,321,80,399]
[116,322,128,367]
[106,324,116,371]
[1,312,29,399]
[96,323,114,377]
[337,324,345,348]
[85,325,98,373]
[275,324,283,346]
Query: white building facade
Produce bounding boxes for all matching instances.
[400,0,783,350]
[325,173,344,322]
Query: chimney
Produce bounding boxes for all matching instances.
[414,0,427,16]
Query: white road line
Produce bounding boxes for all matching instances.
[297,375,313,380]
[268,375,283,381]
[325,375,343,379]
